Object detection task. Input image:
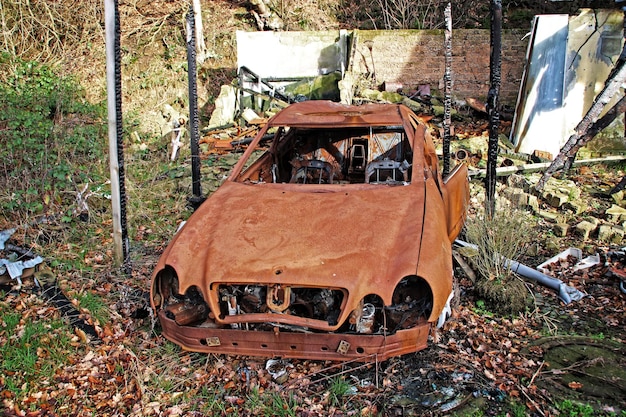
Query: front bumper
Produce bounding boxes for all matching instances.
[158,310,431,361]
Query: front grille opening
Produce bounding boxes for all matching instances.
[217,284,345,326]
[341,294,385,334]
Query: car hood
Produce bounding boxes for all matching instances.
[159,181,426,306]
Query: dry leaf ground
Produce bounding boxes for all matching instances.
[1,149,625,416]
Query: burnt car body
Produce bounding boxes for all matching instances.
[151,100,469,361]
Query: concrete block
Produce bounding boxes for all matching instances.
[564,200,587,215]
[208,85,237,129]
[606,204,626,222]
[527,195,539,212]
[598,225,625,243]
[502,187,528,207]
[545,191,569,208]
[553,223,569,237]
[575,220,597,240]
[586,217,601,227]
[539,210,559,221]
[611,190,624,205]
[506,174,531,192]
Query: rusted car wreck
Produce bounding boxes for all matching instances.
[151,100,469,361]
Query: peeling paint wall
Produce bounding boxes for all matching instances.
[236,30,348,78]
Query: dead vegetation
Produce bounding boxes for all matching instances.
[0,0,100,63]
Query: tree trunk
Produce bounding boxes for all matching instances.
[250,0,284,31]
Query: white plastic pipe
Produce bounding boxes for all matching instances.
[455,240,585,304]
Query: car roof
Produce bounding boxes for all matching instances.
[268,100,408,128]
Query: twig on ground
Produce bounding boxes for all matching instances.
[528,360,544,387]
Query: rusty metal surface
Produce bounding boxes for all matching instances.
[151,100,469,361]
[158,310,430,362]
[265,100,411,127]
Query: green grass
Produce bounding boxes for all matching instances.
[507,400,527,417]
[556,399,595,417]
[328,376,355,407]
[0,308,76,396]
[76,291,110,325]
[0,54,108,221]
[260,392,298,417]
[555,399,626,417]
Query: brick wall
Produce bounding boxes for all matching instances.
[350,29,529,105]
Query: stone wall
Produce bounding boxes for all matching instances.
[350,29,529,106]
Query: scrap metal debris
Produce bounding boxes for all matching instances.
[39,280,100,342]
[606,248,626,294]
[0,227,100,342]
[0,228,44,288]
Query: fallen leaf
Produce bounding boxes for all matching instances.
[75,328,88,344]
[568,381,583,390]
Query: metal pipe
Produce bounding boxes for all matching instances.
[468,155,626,178]
[504,259,585,304]
[455,240,585,304]
[454,148,469,161]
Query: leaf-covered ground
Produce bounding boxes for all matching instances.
[1,151,625,416]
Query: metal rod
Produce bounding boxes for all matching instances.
[442,2,453,177]
[485,0,502,218]
[186,4,202,199]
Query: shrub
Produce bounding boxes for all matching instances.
[463,204,533,314]
[0,53,107,219]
